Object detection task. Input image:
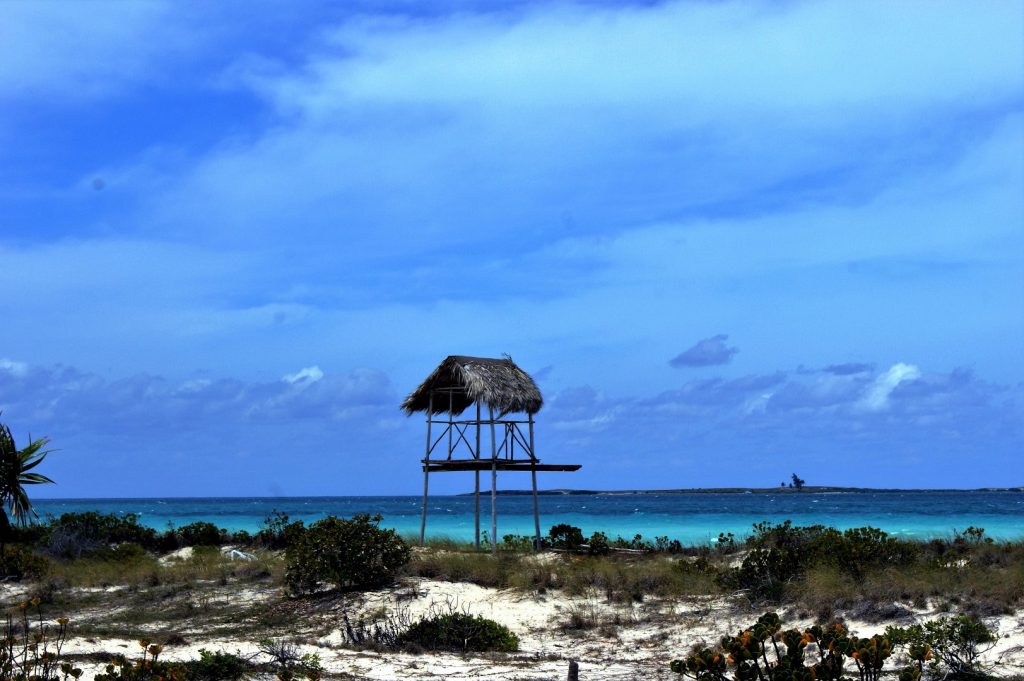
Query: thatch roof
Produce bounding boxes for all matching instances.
[401,355,543,416]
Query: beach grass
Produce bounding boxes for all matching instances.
[2,516,1022,679]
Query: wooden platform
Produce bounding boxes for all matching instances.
[423,460,582,472]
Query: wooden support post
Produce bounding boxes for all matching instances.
[420,469,430,547]
[489,405,497,554]
[446,390,453,460]
[420,392,434,547]
[567,660,579,681]
[529,412,541,551]
[475,401,481,550]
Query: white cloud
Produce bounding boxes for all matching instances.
[262,1,1020,122]
[670,334,739,368]
[0,1,186,101]
[859,363,922,412]
[0,358,29,377]
[283,366,324,384]
[146,0,1022,251]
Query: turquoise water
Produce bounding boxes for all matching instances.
[32,492,1024,544]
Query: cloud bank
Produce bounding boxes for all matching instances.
[2,356,1019,496]
[670,335,739,368]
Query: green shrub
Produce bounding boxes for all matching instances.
[185,649,250,681]
[285,514,409,595]
[655,535,684,553]
[397,611,519,652]
[5,522,47,545]
[43,512,158,557]
[257,639,322,681]
[954,526,993,547]
[716,538,800,602]
[254,511,304,550]
[499,534,534,552]
[718,522,919,602]
[887,615,996,679]
[96,646,253,681]
[548,524,585,551]
[587,531,610,556]
[175,522,228,548]
[0,544,50,579]
[609,533,651,551]
[109,542,149,563]
[228,530,253,545]
[670,612,894,680]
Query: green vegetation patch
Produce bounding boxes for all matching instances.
[285,513,410,595]
[398,611,519,653]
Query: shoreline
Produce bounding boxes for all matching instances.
[461,485,1024,496]
[31,486,1024,501]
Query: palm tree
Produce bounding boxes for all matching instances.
[0,420,54,555]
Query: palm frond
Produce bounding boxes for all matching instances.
[0,423,55,527]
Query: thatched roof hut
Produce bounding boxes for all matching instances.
[401,355,543,417]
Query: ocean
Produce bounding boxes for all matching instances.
[32,491,1024,544]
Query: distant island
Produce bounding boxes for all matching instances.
[458,486,1024,496]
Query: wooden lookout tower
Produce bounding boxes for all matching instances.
[402,355,581,551]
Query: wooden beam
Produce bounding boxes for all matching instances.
[422,461,582,472]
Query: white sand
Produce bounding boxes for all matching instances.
[8,577,1022,679]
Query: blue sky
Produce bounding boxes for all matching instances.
[1,0,1022,497]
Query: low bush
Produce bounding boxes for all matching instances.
[96,642,256,681]
[398,610,519,652]
[174,522,228,548]
[184,649,250,681]
[547,525,686,554]
[285,514,409,595]
[254,511,305,550]
[42,512,158,557]
[887,615,997,679]
[671,611,895,680]
[0,544,50,579]
[109,542,149,563]
[717,522,920,602]
[499,534,535,552]
[548,524,585,551]
[341,600,519,653]
[587,531,611,556]
[95,642,185,681]
[256,639,322,681]
[227,530,253,545]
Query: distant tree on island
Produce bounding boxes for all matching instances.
[791,473,806,491]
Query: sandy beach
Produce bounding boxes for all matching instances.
[3,547,1021,680]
